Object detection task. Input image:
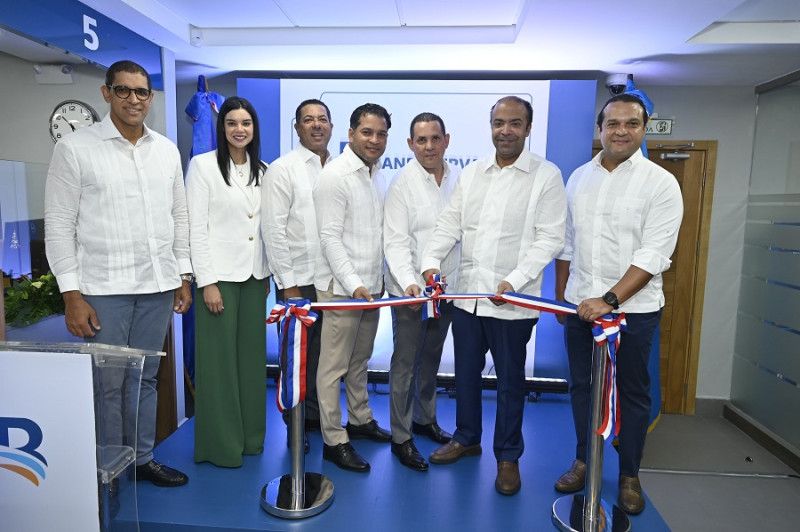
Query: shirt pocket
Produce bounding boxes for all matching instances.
[610,197,646,237]
[572,193,594,228]
[408,202,438,234]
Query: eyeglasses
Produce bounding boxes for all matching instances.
[106,84,152,101]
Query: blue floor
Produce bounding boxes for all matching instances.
[128,385,669,531]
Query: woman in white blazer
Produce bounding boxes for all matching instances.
[186,96,270,467]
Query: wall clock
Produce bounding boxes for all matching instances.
[49,100,100,143]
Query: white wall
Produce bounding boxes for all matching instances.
[0,51,170,165]
[594,84,757,400]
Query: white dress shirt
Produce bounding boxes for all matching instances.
[45,114,190,295]
[420,150,566,320]
[313,144,386,296]
[262,144,330,289]
[185,150,269,288]
[384,158,460,296]
[559,149,683,313]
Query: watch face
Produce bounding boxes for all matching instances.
[49,100,99,143]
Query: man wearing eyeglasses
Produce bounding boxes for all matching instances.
[45,60,192,488]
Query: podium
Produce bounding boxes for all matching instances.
[0,341,162,532]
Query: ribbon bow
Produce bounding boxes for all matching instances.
[591,313,627,440]
[268,300,318,412]
[422,273,448,320]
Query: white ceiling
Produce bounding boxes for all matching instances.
[3,0,800,86]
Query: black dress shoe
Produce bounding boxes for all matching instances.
[286,431,310,454]
[412,421,453,444]
[135,459,188,487]
[345,420,391,443]
[392,439,428,471]
[323,442,370,472]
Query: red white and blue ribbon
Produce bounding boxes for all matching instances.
[422,273,447,320]
[591,314,627,440]
[268,290,623,437]
[267,299,318,413]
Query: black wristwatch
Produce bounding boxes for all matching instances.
[602,291,619,310]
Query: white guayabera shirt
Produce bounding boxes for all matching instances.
[421,150,566,320]
[45,114,190,295]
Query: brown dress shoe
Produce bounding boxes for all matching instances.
[428,440,482,464]
[618,475,645,514]
[495,461,521,495]
[554,459,586,493]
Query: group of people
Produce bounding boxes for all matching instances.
[44,59,682,515]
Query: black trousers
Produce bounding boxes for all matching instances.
[564,309,661,477]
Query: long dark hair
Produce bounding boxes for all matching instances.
[215,96,266,186]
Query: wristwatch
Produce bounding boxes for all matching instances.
[602,291,619,310]
[180,273,195,284]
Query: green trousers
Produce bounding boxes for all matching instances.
[194,277,268,467]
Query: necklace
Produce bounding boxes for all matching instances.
[234,161,247,177]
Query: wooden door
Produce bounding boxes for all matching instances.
[593,140,716,414]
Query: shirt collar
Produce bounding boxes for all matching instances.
[342,144,380,177]
[297,142,330,165]
[594,147,643,171]
[411,158,451,183]
[99,113,152,143]
[488,150,531,173]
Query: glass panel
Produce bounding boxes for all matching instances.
[735,313,800,385]
[750,80,800,195]
[736,78,800,453]
[738,276,800,332]
[0,160,50,282]
[741,244,800,287]
[731,355,800,449]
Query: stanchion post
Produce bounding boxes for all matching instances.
[584,342,608,530]
[552,337,630,532]
[261,298,334,519]
[288,401,306,511]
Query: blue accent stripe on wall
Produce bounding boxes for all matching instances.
[236,78,281,164]
[546,79,598,182]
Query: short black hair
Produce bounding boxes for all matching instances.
[409,112,446,139]
[596,94,649,129]
[105,60,151,91]
[295,99,331,123]
[490,96,533,127]
[349,103,391,131]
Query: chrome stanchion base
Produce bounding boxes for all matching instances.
[260,473,334,519]
[552,494,631,532]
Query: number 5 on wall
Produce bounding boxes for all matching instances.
[83,14,99,51]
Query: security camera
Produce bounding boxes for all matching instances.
[61,64,74,75]
[605,73,632,95]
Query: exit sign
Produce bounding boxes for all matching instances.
[646,119,673,135]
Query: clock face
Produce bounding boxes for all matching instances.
[49,100,99,143]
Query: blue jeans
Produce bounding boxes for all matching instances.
[85,291,174,466]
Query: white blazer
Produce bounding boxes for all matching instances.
[186,150,269,287]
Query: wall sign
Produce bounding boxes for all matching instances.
[646,118,674,136]
[0,0,163,89]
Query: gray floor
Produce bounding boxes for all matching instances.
[639,408,800,531]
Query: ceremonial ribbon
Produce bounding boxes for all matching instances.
[422,273,447,320]
[267,299,318,412]
[267,289,624,438]
[591,314,627,439]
